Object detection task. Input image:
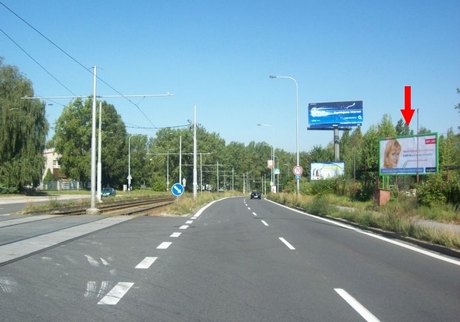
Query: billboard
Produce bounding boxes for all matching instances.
[308,101,363,129]
[379,133,438,175]
[311,162,345,181]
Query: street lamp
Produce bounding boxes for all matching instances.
[269,75,300,194]
[258,123,276,192]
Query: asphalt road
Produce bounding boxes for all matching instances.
[0,196,459,321]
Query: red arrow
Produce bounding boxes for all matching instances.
[400,85,415,125]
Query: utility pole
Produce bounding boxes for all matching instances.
[193,106,197,200]
[87,66,99,214]
[22,73,173,211]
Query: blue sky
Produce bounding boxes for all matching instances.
[2,0,459,153]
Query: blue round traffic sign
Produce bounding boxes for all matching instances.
[171,183,184,196]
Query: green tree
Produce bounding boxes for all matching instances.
[0,58,49,192]
[395,118,412,136]
[53,98,127,188]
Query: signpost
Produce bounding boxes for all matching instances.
[171,183,184,197]
[293,165,303,180]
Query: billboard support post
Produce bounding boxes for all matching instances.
[333,125,340,161]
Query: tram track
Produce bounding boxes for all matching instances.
[0,196,175,248]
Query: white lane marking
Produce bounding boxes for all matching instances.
[192,198,221,218]
[170,232,181,237]
[98,282,134,305]
[100,258,109,266]
[84,255,100,267]
[97,281,110,298]
[0,214,11,217]
[179,225,189,230]
[247,207,251,210]
[266,199,460,267]
[135,257,158,269]
[261,220,269,226]
[157,242,172,250]
[334,288,381,322]
[185,220,193,224]
[252,212,257,216]
[190,216,197,220]
[279,237,296,250]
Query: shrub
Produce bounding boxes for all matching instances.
[417,173,447,207]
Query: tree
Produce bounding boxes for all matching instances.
[53,98,127,188]
[0,58,49,192]
[395,118,412,136]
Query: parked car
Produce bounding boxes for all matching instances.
[250,190,261,199]
[101,187,116,197]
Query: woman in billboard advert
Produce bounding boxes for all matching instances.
[383,139,401,168]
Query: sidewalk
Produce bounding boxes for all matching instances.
[0,194,90,205]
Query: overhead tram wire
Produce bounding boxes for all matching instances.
[1,1,164,130]
[0,29,77,97]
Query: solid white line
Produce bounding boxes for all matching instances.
[98,282,134,305]
[266,199,460,267]
[192,198,222,218]
[135,257,158,269]
[157,242,172,249]
[252,212,257,216]
[279,237,295,250]
[334,288,381,322]
[179,225,189,230]
[261,220,269,226]
[170,232,181,237]
[0,214,10,216]
[185,220,193,224]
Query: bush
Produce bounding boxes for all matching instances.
[308,179,336,196]
[417,173,447,207]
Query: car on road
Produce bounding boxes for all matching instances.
[101,187,116,197]
[250,191,261,199]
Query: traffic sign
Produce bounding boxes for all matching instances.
[293,165,303,176]
[171,183,184,197]
[295,175,301,180]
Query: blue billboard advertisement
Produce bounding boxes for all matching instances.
[308,101,363,129]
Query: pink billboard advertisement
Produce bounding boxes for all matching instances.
[379,133,438,175]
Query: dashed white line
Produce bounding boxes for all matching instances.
[170,232,181,237]
[156,242,172,249]
[185,220,193,224]
[279,237,295,250]
[135,257,158,269]
[98,282,134,305]
[261,220,269,226]
[179,225,189,230]
[252,212,257,216]
[334,288,381,322]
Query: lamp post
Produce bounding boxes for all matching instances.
[270,75,299,195]
[257,123,276,192]
[97,101,102,202]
